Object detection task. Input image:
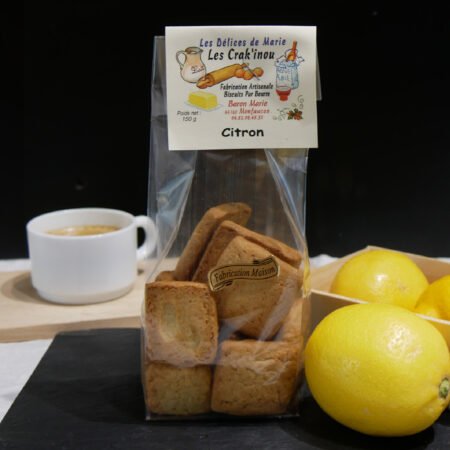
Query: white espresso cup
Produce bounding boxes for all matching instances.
[26,208,156,304]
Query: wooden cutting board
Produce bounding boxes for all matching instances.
[0,260,175,342]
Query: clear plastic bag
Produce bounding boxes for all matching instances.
[142,36,311,419]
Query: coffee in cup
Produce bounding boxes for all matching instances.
[27,208,157,304]
[47,225,120,236]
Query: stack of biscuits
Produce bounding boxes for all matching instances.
[143,203,310,416]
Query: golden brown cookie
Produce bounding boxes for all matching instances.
[154,270,176,282]
[275,296,311,344]
[145,281,218,366]
[174,203,251,281]
[144,363,211,415]
[211,340,301,415]
[213,236,301,339]
[193,220,302,283]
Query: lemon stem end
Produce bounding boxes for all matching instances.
[439,378,449,399]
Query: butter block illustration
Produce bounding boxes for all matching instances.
[188,91,218,110]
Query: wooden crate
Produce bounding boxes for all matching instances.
[311,246,450,347]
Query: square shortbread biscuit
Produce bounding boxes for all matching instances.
[211,340,301,415]
[193,220,302,283]
[174,203,251,281]
[145,281,218,366]
[154,270,176,282]
[145,363,211,415]
[213,236,301,339]
[275,296,311,344]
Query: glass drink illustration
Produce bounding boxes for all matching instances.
[275,41,304,101]
[286,40,298,61]
[276,85,292,101]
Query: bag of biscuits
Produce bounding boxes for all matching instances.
[142,26,319,419]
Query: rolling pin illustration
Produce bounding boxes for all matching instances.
[197,63,245,88]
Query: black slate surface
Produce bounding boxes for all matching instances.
[0,328,448,450]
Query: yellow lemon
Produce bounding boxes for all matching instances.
[330,249,428,310]
[415,275,450,321]
[305,303,450,436]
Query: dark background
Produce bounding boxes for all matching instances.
[4,2,450,259]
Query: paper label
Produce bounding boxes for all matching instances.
[208,256,280,292]
[165,26,317,151]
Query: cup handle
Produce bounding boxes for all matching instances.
[135,215,156,261]
[176,50,186,69]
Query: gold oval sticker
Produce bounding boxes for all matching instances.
[208,256,280,292]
